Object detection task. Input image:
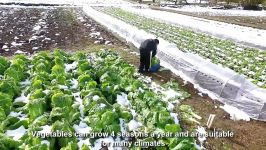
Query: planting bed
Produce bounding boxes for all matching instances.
[95,7,266,88]
[0,6,124,56]
[151,6,266,30]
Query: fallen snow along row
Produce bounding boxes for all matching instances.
[83,6,266,121]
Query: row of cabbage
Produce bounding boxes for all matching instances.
[0,49,201,150]
[95,7,266,88]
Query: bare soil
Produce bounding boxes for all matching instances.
[0,6,127,56]
[150,6,266,30]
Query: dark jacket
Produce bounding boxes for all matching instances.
[139,39,157,57]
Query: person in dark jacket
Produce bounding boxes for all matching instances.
[138,38,159,73]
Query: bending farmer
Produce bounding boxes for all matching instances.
[138,38,159,73]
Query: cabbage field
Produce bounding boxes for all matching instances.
[0,49,202,149]
[1,0,266,149]
[95,7,266,88]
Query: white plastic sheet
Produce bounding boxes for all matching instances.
[83,6,266,121]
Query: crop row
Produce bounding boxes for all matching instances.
[95,7,266,88]
[0,49,200,150]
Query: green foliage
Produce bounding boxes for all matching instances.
[0,49,196,149]
[157,111,175,128]
[51,93,73,108]
[60,142,78,150]
[30,89,46,100]
[0,78,20,98]
[0,92,13,115]
[52,121,77,148]
[78,74,92,89]
[151,57,160,66]
[164,124,181,133]
[51,65,65,76]
[4,64,27,82]
[0,108,6,122]
[0,56,10,75]
[50,105,80,124]
[28,98,47,121]
[179,105,201,125]
[0,133,20,149]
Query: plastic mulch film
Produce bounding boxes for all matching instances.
[83,6,266,121]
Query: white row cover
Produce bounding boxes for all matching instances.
[162,5,266,17]
[83,6,266,121]
[122,6,266,50]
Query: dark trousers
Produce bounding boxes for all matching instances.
[139,50,151,72]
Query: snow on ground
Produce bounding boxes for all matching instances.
[163,5,266,17]
[123,7,266,49]
[0,0,135,6]
[196,126,207,149]
[5,126,27,141]
[80,0,131,5]
[220,104,250,121]
[0,0,77,5]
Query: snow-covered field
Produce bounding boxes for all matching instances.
[0,0,135,6]
[122,6,266,49]
[0,0,77,4]
[163,5,266,17]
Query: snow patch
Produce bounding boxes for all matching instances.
[20,79,31,86]
[163,89,181,101]
[116,93,130,107]
[5,126,27,141]
[70,79,78,89]
[38,125,52,135]
[41,140,50,146]
[33,25,41,31]
[196,126,207,149]
[220,104,250,121]
[14,93,29,104]
[73,122,92,135]
[15,50,27,54]
[92,95,100,101]
[58,85,68,89]
[128,120,142,131]
[119,118,126,133]
[65,61,78,72]
[170,113,179,124]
